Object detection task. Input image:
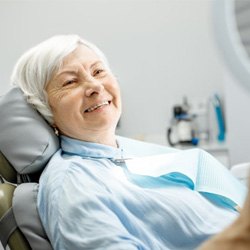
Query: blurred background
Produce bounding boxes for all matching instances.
[1,0,250,167]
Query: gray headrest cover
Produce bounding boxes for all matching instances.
[0,88,59,174]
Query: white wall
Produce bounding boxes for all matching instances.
[223,67,250,165]
[0,0,225,144]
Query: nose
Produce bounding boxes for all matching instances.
[84,78,104,97]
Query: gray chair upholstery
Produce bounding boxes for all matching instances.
[0,183,30,250]
[13,183,52,250]
[0,87,59,249]
[0,88,59,174]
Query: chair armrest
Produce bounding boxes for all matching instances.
[230,162,250,185]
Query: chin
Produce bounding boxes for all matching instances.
[89,122,116,132]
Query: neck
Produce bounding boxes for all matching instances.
[64,129,117,148]
[89,132,117,147]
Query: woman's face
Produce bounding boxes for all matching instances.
[46,45,122,143]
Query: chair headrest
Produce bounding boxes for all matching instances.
[0,88,59,175]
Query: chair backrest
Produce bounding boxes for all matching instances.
[0,183,30,250]
[0,87,59,250]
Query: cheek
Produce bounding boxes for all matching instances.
[109,78,121,100]
[52,98,79,130]
[115,86,122,107]
[46,86,64,110]
[48,92,74,120]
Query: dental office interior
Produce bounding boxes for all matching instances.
[1,0,250,180]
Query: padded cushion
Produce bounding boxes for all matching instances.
[0,88,59,174]
[0,183,31,250]
[13,183,52,250]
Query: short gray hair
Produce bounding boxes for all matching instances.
[11,34,110,124]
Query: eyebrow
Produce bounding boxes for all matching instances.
[55,60,104,78]
[90,60,104,68]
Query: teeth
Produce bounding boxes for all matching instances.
[86,101,109,112]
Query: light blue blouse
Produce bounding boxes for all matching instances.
[37,136,244,250]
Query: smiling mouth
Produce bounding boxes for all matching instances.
[85,101,110,113]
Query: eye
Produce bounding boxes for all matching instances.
[93,68,105,77]
[63,79,77,87]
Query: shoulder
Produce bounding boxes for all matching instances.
[38,150,110,203]
[37,152,114,246]
[40,149,76,184]
[37,150,88,237]
[38,150,83,210]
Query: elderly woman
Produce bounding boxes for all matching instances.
[11,34,249,250]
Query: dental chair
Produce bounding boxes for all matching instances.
[0,88,59,250]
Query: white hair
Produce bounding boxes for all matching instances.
[11,34,110,124]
